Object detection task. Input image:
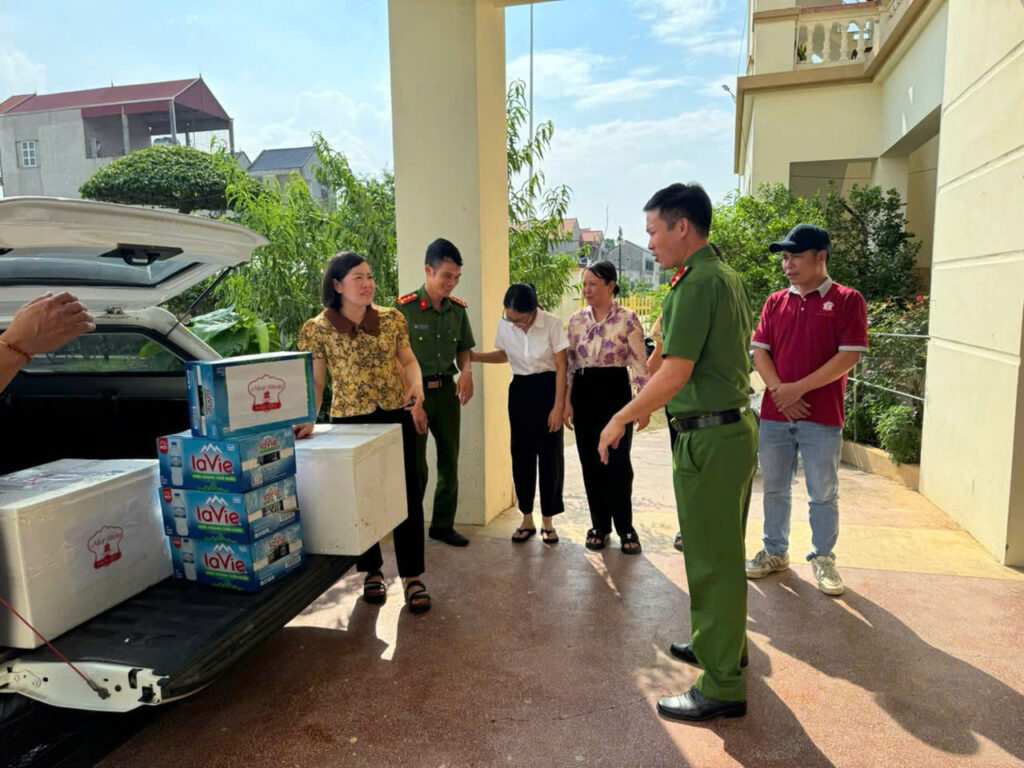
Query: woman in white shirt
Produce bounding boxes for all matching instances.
[472,284,569,544]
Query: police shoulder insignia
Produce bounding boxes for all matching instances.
[419,297,429,311]
[449,295,468,308]
[669,265,691,289]
[397,292,418,305]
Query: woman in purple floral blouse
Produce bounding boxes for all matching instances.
[563,261,649,553]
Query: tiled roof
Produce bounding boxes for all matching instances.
[248,147,317,172]
[1,78,200,114]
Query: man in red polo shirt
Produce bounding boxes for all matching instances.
[746,224,867,596]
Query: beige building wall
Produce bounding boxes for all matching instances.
[919,0,1024,565]
[388,0,514,525]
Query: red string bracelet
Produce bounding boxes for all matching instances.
[0,339,32,363]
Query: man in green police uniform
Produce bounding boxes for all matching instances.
[598,182,757,721]
[397,238,476,547]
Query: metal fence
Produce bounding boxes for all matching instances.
[846,331,928,444]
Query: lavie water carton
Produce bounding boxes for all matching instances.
[0,459,171,648]
[158,476,299,543]
[186,351,315,440]
[169,521,305,591]
[156,428,295,492]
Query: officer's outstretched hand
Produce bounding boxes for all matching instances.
[597,416,625,465]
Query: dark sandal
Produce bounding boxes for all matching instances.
[404,580,431,614]
[512,527,537,543]
[673,531,684,552]
[621,531,642,555]
[363,572,387,605]
[585,528,610,550]
[541,528,559,544]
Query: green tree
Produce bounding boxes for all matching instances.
[79,144,254,214]
[506,79,579,310]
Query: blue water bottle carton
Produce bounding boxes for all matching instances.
[169,520,305,591]
[156,428,295,492]
[158,476,299,543]
[186,351,315,440]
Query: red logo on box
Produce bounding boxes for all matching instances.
[88,526,125,569]
[158,437,169,454]
[248,375,286,412]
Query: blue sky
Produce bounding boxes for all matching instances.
[0,0,747,245]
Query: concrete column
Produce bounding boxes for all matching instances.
[388,0,513,524]
[919,0,1024,565]
[168,100,178,145]
[872,155,909,201]
[121,107,130,156]
[229,119,235,154]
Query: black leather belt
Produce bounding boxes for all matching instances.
[670,407,745,433]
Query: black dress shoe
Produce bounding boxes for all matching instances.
[428,528,469,547]
[657,686,746,722]
[669,641,748,669]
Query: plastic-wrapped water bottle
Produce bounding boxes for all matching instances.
[181,539,197,580]
[169,439,184,486]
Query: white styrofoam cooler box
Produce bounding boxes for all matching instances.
[294,423,407,555]
[0,459,171,648]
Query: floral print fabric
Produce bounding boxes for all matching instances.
[566,302,649,395]
[298,306,411,418]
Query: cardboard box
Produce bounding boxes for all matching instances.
[156,428,296,492]
[169,521,305,591]
[294,423,407,555]
[0,459,171,648]
[158,476,299,543]
[186,352,315,440]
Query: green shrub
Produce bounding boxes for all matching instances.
[875,404,922,465]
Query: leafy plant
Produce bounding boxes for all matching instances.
[79,144,261,214]
[506,79,580,310]
[875,404,921,465]
[188,307,282,357]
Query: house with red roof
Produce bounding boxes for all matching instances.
[0,77,233,199]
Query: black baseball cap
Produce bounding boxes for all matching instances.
[768,224,830,253]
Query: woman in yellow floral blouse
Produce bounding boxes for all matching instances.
[295,251,432,613]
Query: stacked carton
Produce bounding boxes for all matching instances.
[156,351,316,591]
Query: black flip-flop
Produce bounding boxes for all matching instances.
[585,528,610,550]
[512,527,537,543]
[541,528,559,544]
[621,531,643,555]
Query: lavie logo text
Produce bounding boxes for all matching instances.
[191,449,234,473]
[196,496,241,525]
[203,545,246,573]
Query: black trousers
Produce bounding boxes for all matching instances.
[570,367,634,536]
[509,371,564,517]
[332,408,425,579]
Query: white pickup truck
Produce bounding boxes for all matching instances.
[0,197,355,722]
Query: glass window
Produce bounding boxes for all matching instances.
[0,247,198,288]
[21,331,184,374]
[18,140,37,168]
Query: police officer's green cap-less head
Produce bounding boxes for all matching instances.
[769,224,830,253]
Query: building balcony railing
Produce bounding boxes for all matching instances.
[795,1,883,69]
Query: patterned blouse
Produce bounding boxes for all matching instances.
[297,306,410,418]
[566,302,649,394]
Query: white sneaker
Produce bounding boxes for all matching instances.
[745,549,790,579]
[811,555,845,596]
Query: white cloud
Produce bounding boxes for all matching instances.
[507,47,696,110]
[234,88,393,175]
[630,0,743,57]
[0,47,46,98]
[539,108,736,244]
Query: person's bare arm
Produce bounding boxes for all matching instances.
[293,357,328,439]
[1,292,95,392]
[752,347,809,421]
[471,349,508,364]
[549,350,568,432]
[455,348,474,405]
[770,351,861,411]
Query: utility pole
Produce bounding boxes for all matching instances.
[528,3,534,183]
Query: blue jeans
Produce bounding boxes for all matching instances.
[759,419,842,561]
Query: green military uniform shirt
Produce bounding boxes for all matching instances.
[661,245,753,416]
[397,285,475,377]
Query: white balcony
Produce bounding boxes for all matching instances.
[795,1,883,68]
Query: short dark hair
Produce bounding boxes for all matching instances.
[321,250,368,310]
[644,182,712,238]
[585,260,620,296]
[503,283,538,313]
[425,238,463,269]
